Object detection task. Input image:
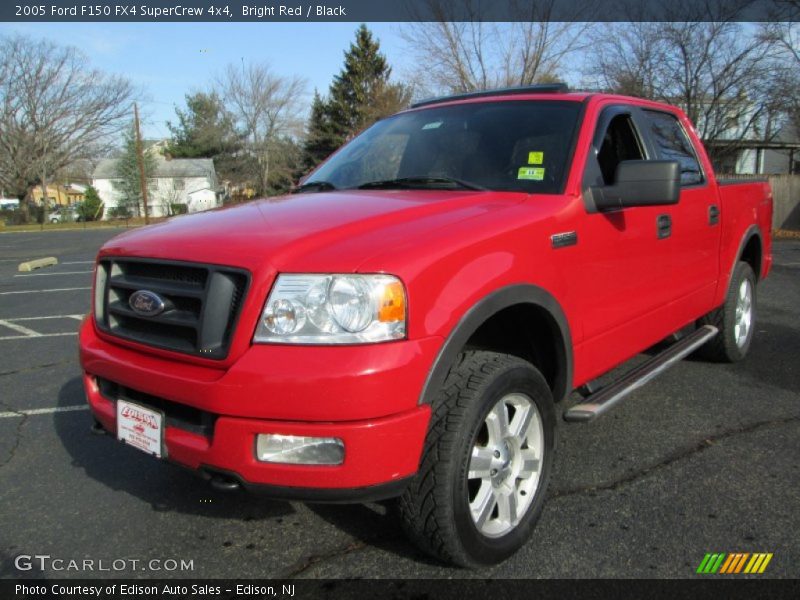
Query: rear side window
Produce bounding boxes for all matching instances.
[644,110,703,185]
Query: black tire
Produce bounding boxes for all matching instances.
[398,351,556,567]
[697,261,757,362]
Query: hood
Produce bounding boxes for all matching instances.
[100,190,525,273]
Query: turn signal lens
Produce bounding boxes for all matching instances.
[378,280,406,322]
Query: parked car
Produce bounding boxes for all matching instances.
[49,205,83,223]
[79,85,772,567]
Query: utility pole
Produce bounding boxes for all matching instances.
[133,103,150,224]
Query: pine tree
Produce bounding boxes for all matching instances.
[78,184,103,221]
[300,25,410,174]
[166,91,242,181]
[301,92,339,173]
[114,122,156,218]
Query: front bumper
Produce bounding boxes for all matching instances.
[80,319,438,496]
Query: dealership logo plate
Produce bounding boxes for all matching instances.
[116,399,164,458]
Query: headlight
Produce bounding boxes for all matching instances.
[254,274,406,344]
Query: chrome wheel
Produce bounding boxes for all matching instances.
[467,393,544,538]
[734,278,753,349]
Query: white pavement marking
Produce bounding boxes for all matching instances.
[0,405,88,419]
[8,314,84,321]
[62,261,95,265]
[0,332,77,341]
[0,287,91,295]
[14,271,92,277]
[0,319,41,337]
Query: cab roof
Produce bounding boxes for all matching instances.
[410,83,592,109]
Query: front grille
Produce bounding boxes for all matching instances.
[97,377,216,438]
[95,257,249,360]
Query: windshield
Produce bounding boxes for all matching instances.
[304,100,582,194]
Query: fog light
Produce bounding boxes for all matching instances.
[255,434,344,465]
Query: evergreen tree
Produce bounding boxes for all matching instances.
[301,92,340,173]
[301,25,410,174]
[114,122,156,218]
[78,184,103,221]
[166,91,242,182]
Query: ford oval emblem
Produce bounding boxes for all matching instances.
[129,290,166,317]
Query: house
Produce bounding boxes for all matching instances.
[92,156,220,218]
[704,123,800,175]
[29,183,87,207]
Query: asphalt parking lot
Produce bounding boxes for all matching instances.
[0,229,798,579]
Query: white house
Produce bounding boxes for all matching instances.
[92,156,221,218]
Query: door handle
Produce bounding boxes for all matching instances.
[709,205,720,225]
[657,214,672,239]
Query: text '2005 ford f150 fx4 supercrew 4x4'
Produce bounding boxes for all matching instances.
[80,84,773,567]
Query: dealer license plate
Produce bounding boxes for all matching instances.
[116,399,164,458]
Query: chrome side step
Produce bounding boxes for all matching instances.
[564,325,718,423]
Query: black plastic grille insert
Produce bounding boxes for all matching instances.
[95,257,249,360]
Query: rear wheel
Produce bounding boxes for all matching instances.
[399,351,555,567]
[697,261,757,362]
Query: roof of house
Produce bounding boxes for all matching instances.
[93,157,216,180]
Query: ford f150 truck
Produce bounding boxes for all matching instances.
[80,84,773,567]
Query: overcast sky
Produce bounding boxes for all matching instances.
[0,22,408,138]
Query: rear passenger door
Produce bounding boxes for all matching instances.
[641,110,720,312]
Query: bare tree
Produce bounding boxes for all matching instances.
[761,4,800,138]
[401,0,594,95]
[0,34,135,221]
[216,62,306,195]
[587,1,785,164]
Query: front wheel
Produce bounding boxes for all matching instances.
[697,261,757,362]
[398,351,555,567]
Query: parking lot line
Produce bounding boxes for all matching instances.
[0,319,41,337]
[0,332,77,341]
[14,271,93,277]
[0,405,88,419]
[61,261,95,265]
[9,314,85,321]
[0,287,91,295]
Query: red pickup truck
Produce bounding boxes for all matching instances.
[80,85,773,567]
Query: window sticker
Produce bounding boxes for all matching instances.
[422,121,443,130]
[518,167,545,181]
[528,151,544,165]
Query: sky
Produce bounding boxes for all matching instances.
[0,22,408,138]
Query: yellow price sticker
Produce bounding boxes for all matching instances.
[528,151,544,165]
[518,167,545,181]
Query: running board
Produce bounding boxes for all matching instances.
[564,325,718,423]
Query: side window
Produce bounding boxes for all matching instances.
[644,110,703,185]
[596,114,646,185]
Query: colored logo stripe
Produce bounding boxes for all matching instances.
[697,553,773,574]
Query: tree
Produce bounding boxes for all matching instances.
[301,25,411,173]
[113,122,156,218]
[588,2,785,164]
[216,61,306,196]
[78,185,103,221]
[400,1,593,95]
[0,34,135,220]
[166,91,243,183]
[761,7,800,141]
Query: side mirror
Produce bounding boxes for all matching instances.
[592,160,680,211]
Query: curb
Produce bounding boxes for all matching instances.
[18,257,58,272]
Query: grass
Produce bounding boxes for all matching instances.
[0,217,167,233]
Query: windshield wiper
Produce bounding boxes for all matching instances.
[291,180,338,194]
[356,176,486,191]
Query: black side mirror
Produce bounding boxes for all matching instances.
[592,160,680,211]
